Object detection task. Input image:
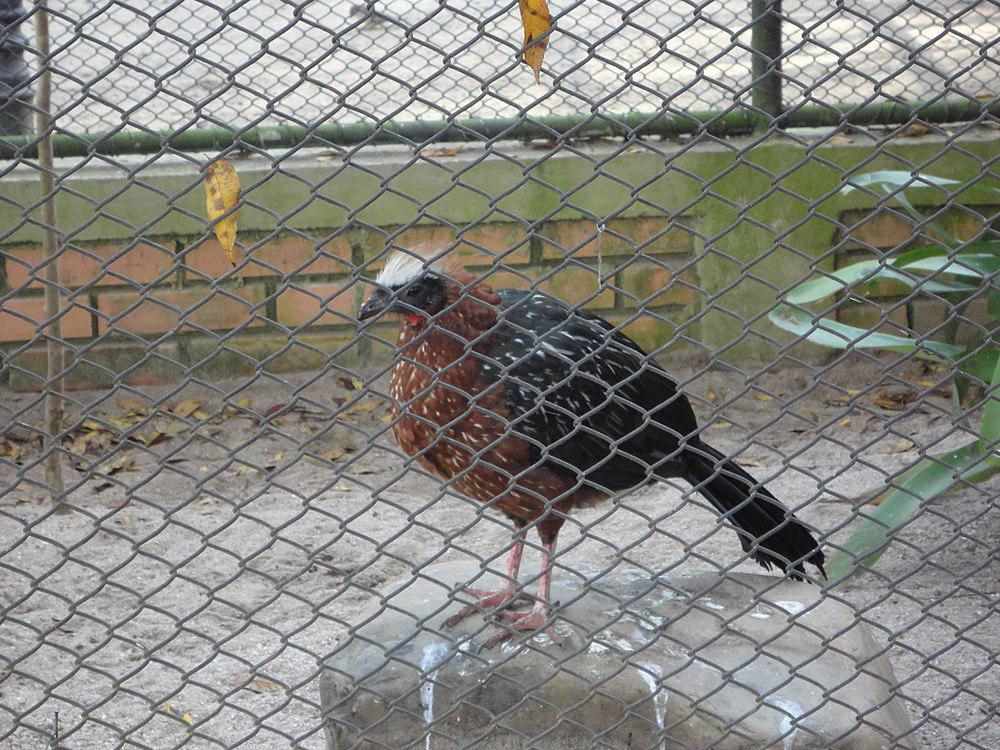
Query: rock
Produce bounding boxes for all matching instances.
[321,562,913,749]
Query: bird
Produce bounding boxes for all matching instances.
[358,245,825,646]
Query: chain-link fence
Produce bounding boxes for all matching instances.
[1,1,998,748]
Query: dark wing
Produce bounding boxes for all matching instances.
[480,289,698,492]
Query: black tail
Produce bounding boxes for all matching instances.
[680,441,825,580]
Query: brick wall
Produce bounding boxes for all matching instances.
[0,215,699,390]
[3,133,996,390]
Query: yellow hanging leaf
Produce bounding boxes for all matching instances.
[204,159,241,266]
[518,0,551,84]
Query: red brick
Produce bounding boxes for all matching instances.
[184,233,353,281]
[0,295,94,342]
[276,280,360,327]
[457,222,532,267]
[97,285,266,335]
[541,216,695,260]
[841,208,988,250]
[5,242,178,290]
[840,211,916,250]
[538,265,616,309]
[617,260,698,308]
[468,266,615,309]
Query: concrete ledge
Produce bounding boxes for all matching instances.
[320,562,913,749]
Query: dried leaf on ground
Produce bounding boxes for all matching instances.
[873,388,917,411]
[171,399,202,419]
[160,419,190,437]
[204,158,241,266]
[518,0,552,84]
[117,398,149,415]
[142,431,171,447]
[97,453,140,476]
[322,445,355,462]
[338,376,363,391]
[66,428,113,456]
[879,438,915,454]
[233,675,283,694]
[1,439,26,463]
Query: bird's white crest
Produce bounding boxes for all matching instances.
[376,249,449,288]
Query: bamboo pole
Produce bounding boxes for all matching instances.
[34,1,65,509]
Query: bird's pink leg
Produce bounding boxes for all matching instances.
[444,536,525,627]
[484,536,559,647]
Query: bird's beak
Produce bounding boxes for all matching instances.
[358,289,391,321]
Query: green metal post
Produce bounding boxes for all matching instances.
[751,0,783,130]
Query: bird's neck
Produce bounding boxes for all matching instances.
[396,278,501,359]
[390,282,499,400]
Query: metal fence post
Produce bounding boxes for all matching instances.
[0,0,31,135]
[750,0,783,130]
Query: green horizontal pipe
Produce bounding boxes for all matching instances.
[0,98,995,160]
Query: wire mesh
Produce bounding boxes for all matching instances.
[0,0,998,748]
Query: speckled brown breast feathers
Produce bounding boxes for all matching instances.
[388,273,580,525]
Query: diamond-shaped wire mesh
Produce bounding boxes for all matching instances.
[0,0,997,748]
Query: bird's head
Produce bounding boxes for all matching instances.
[358,249,453,326]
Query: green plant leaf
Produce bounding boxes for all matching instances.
[902,253,999,278]
[841,170,959,196]
[785,261,885,305]
[826,441,998,585]
[958,346,1000,385]
[768,304,964,359]
[784,254,981,307]
[892,240,1000,269]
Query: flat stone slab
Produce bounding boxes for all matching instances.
[321,562,913,749]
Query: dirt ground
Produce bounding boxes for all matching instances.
[0,352,996,749]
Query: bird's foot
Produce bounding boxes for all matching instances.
[444,585,521,628]
[482,602,559,648]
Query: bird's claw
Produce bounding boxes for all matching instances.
[444,586,520,628]
[482,602,559,648]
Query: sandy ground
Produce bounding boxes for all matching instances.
[0,349,996,749]
[41,1,997,135]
